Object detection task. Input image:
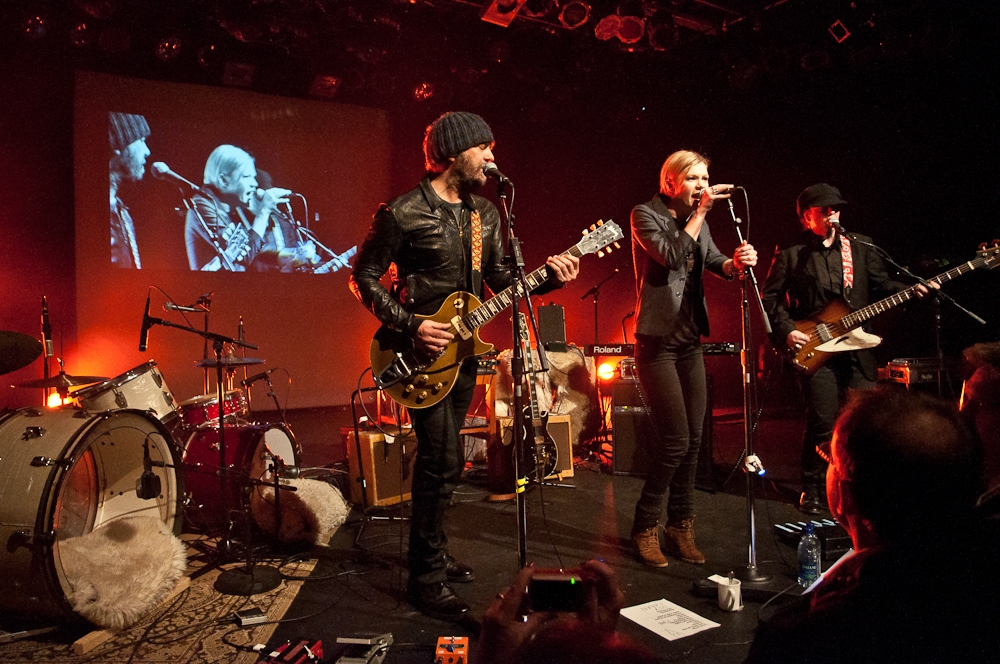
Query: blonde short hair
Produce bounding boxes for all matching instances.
[203,144,254,188]
[659,150,709,197]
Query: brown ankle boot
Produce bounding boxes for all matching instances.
[663,519,706,564]
[632,525,668,568]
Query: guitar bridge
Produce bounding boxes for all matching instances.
[374,353,415,389]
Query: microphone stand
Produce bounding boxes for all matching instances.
[580,268,620,344]
[726,195,773,585]
[496,176,531,569]
[140,307,283,594]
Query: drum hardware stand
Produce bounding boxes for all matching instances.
[139,304,282,590]
[349,386,409,548]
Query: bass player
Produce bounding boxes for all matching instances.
[761,183,935,515]
[349,112,579,622]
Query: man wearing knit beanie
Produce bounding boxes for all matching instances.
[351,113,580,621]
[109,112,151,268]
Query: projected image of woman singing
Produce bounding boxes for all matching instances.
[628,150,757,568]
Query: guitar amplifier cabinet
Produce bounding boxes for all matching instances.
[342,428,418,507]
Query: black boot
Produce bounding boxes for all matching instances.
[444,553,475,583]
[406,581,470,621]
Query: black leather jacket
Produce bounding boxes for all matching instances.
[350,178,513,338]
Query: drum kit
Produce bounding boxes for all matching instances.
[0,327,302,618]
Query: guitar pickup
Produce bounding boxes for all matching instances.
[814,323,832,343]
[451,317,473,340]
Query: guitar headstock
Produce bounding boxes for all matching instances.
[978,239,1000,269]
[577,220,623,258]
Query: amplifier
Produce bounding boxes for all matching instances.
[703,342,738,355]
[880,357,960,386]
[342,428,417,507]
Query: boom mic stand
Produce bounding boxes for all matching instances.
[726,192,773,586]
[140,299,285,594]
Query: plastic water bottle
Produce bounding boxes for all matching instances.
[797,522,822,587]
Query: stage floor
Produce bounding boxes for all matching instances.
[268,455,818,664]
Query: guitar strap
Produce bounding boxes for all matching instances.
[470,208,483,296]
[840,234,854,295]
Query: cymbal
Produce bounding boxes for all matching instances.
[18,373,109,389]
[194,356,265,368]
[0,331,43,376]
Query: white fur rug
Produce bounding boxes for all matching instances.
[251,478,350,545]
[59,516,187,631]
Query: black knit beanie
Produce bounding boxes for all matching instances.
[422,112,494,171]
[109,112,151,151]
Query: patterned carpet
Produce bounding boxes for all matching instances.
[0,536,317,663]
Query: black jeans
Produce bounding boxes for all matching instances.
[800,353,874,489]
[407,359,478,586]
[632,336,706,532]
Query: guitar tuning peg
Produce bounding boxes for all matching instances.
[596,220,604,226]
[979,242,988,250]
[613,242,621,249]
[993,239,1000,247]
[582,228,589,236]
[605,246,613,254]
[598,250,605,258]
[589,224,597,231]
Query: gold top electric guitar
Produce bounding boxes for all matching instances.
[370,220,623,409]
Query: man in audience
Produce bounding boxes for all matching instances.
[746,387,996,663]
[962,341,1000,515]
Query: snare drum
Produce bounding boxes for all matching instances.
[177,390,247,430]
[181,422,300,527]
[76,361,179,423]
[0,407,182,618]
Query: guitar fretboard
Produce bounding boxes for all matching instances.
[461,244,587,331]
[840,255,988,329]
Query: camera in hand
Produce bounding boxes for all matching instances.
[528,568,590,613]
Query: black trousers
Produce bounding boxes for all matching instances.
[407,359,478,586]
[632,336,705,532]
[800,353,874,489]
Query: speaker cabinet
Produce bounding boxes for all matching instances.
[537,304,567,352]
[610,377,714,478]
[491,415,573,493]
[343,429,417,507]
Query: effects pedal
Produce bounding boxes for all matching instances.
[335,633,393,664]
[258,638,323,664]
[435,636,469,664]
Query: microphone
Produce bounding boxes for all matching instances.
[136,440,162,500]
[139,293,152,352]
[241,368,276,386]
[164,301,208,313]
[40,295,53,359]
[150,162,201,191]
[693,185,739,200]
[483,162,510,184]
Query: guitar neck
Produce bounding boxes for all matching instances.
[463,245,585,332]
[841,256,986,329]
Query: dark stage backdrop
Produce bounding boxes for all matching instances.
[73,72,390,408]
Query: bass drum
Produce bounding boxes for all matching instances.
[0,407,183,619]
[181,422,300,528]
[76,361,179,423]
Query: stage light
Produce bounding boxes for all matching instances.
[597,362,617,381]
[155,34,183,62]
[413,81,435,101]
[616,15,645,44]
[594,14,619,41]
[481,0,527,28]
[309,74,342,99]
[647,10,677,51]
[71,22,94,47]
[22,14,48,41]
[828,19,850,44]
[522,0,557,19]
[197,44,219,68]
[47,392,70,408]
[559,1,590,30]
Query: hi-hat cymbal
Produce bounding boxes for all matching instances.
[18,373,109,389]
[0,331,43,377]
[194,356,265,368]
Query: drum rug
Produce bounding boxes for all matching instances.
[251,478,350,544]
[0,535,317,663]
[60,516,188,631]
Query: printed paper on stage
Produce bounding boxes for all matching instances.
[620,599,720,641]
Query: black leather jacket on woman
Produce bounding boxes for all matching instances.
[350,178,514,338]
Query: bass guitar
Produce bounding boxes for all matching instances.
[789,241,999,375]
[370,220,623,409]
